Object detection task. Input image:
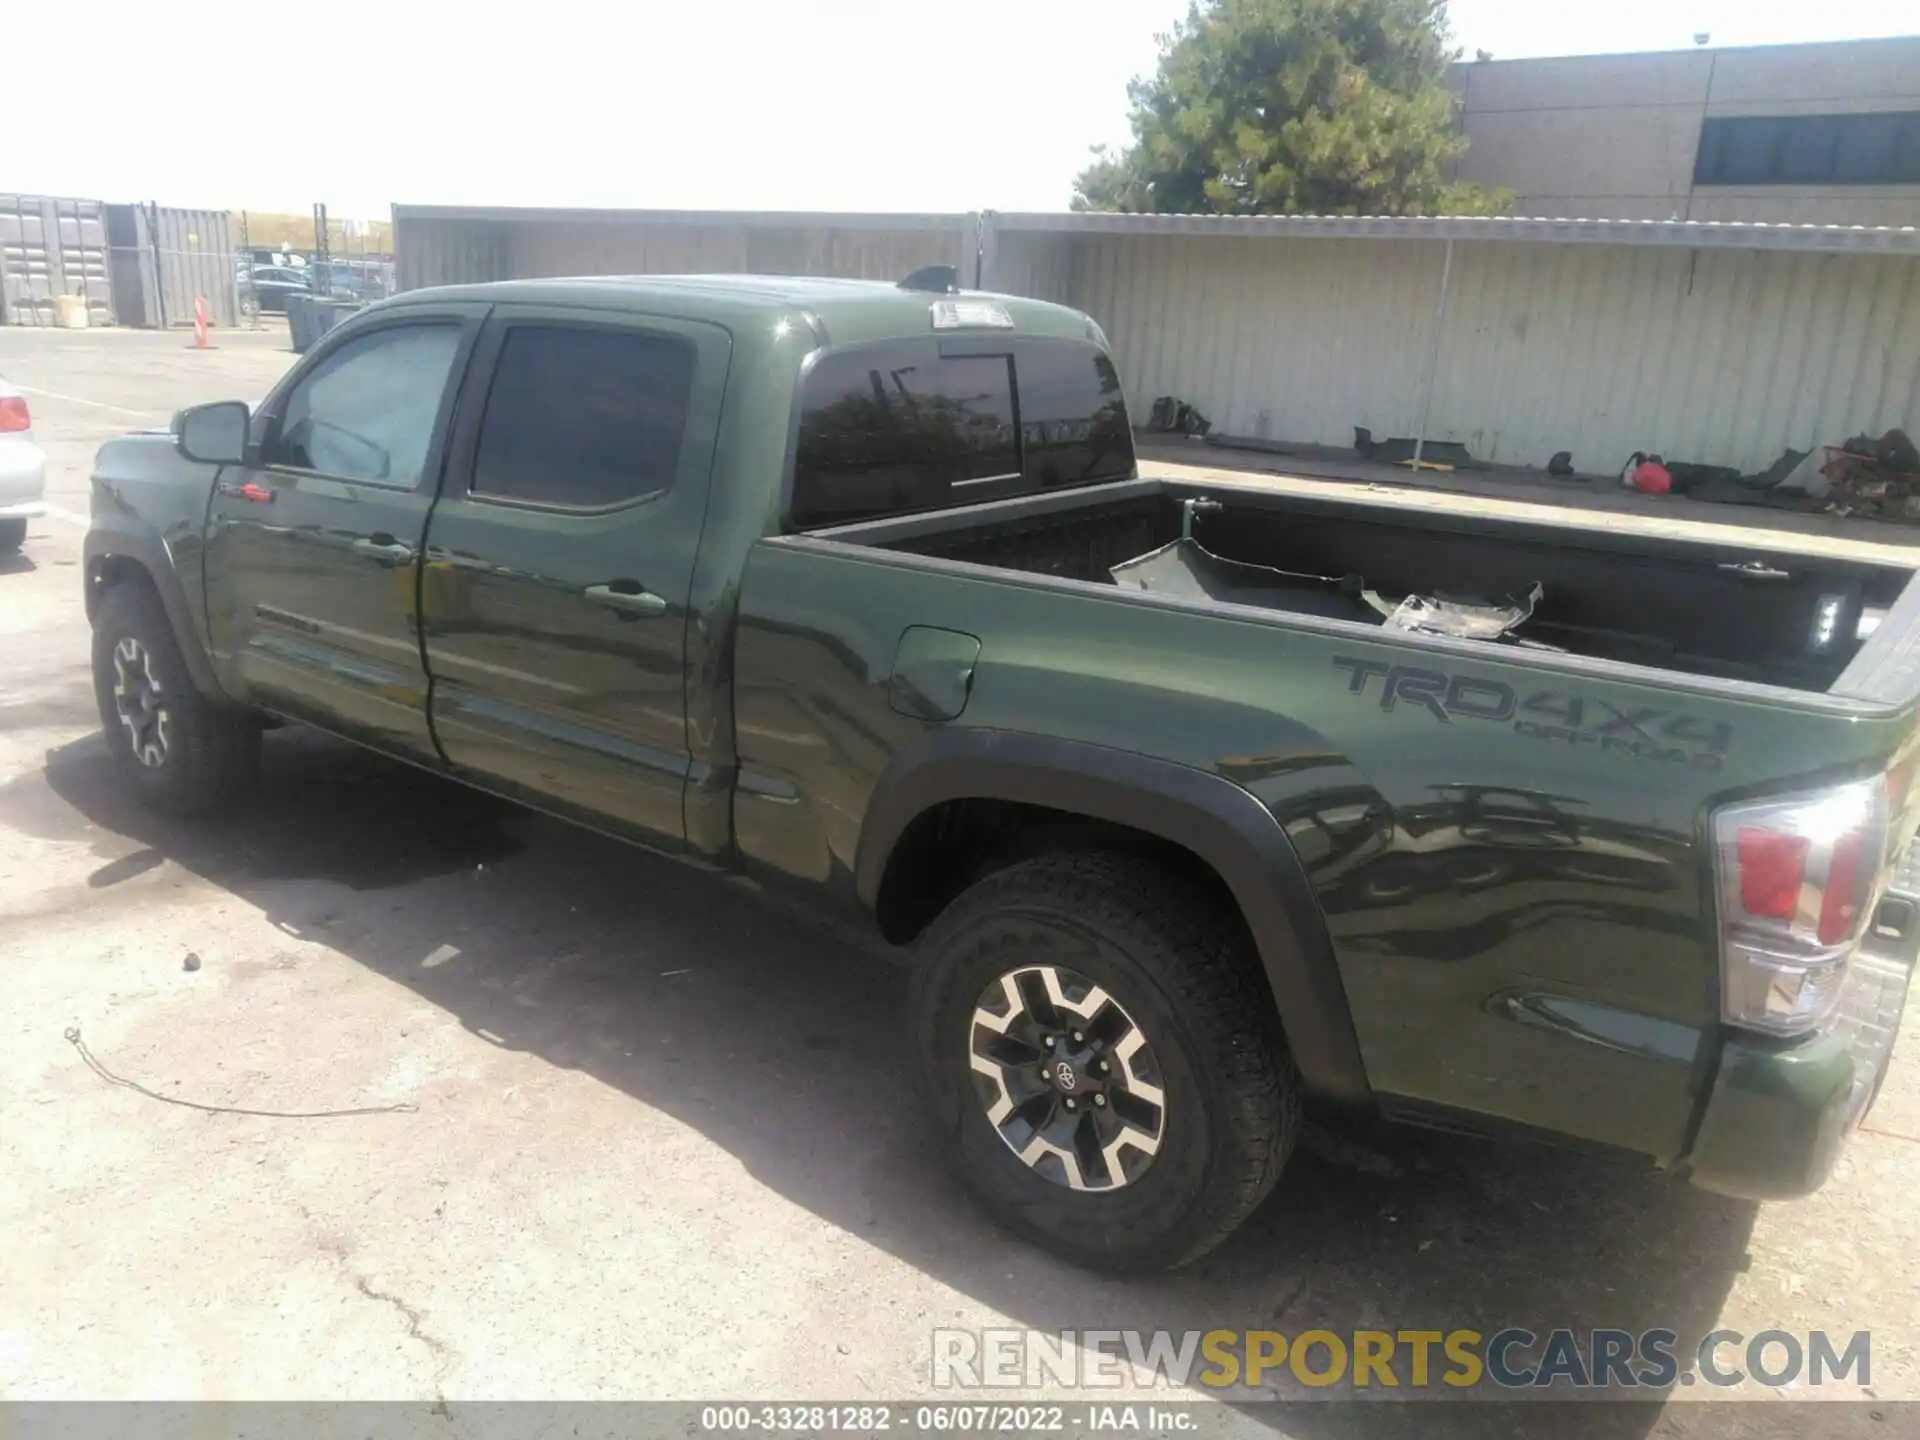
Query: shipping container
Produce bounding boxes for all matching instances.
[0,194,113,325]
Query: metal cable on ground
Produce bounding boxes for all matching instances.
[63,1026,417,1118]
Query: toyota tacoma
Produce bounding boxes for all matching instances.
[83,274,1918,1270]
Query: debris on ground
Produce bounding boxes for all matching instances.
[1144,395,1212,436]
[1203,432,1294,457]
[1353,427,1489,470]
[1620,452,1673,494]
[65,1025,418,1119]
[1641,432,1919,521]
[1823,429,1920,521]
[182,951,202,972]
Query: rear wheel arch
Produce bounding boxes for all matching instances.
[857,729,1371,1105]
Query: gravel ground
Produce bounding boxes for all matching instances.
[1,325,1914,1432]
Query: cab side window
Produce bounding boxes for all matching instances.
[470,325,697,509]
[267,324,463,486]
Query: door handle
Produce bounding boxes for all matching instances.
[585,582,668,616]
[352,537,416,565]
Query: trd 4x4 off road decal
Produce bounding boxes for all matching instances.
[1332,657,1731,769]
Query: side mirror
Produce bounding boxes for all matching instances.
[174,401,251,466]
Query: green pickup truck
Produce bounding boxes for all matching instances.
[84,274,1918,1270]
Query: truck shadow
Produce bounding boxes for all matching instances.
[15,728,1759,1434]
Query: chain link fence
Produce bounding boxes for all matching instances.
[1,194,392,331]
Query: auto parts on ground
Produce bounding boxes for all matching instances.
[1145,396,1212,436]
[1353,427,1488,470]
[1548,450,1576,477]
[1624,454,1672,495]
[1823,429,1920,521]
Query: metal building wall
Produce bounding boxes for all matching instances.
[393,214,514,291]
[987,226,1920,475]
[393,207,976,291]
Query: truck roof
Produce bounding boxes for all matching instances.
[376,274,1098,346]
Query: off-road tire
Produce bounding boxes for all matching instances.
[91,580,260,815]
[911,850,1300,1271]
[0,518,26,552]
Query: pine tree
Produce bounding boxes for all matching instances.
[1073,0,1510,216]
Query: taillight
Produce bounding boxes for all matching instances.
[0,395,29,433]
[1713,777,1889,1036]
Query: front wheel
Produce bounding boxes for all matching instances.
[910,850,1299,1271]
[0,518,25,552]
[91,581,261,814]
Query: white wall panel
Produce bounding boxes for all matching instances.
[396,208,973,291]
[988,226,1920,475]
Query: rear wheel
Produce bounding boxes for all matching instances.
[910,850,1299,1271]
[91,581,260,814]
[0,518,25,552]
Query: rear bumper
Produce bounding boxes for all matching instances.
[1686,938,1911,1201]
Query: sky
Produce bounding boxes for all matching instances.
[12,0,1917,222]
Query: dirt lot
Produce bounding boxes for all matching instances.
[2,326,1916,1429]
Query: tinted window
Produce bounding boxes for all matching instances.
[269,323,462,485]
[1697,111,1920,185]
[1016,343,1134,488]
[1835,113,1902,184]
[791,337,1132,528]
[471,325,695,508]
[792,346,1016,525]
[1777,116,1839,184]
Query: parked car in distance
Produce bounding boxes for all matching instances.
[0,379,45,551]
[81,275,1920,1271]
[239,266,312,314]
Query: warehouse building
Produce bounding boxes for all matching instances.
[1449,34,1920,226]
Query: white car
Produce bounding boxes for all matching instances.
[0,378,47,552]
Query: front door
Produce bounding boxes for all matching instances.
[202,306,484,761]
[419,307,731,850]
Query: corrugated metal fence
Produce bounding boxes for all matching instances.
[982,216,1920,476]
[4,193,240,327]
[113,205,241,329]
[394,207,976,293]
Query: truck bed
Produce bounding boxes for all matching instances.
[819,475,1918,696]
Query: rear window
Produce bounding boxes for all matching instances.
[790,336,1133,528]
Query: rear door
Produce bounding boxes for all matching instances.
[420,306,731,850]
[202,304,485,760]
